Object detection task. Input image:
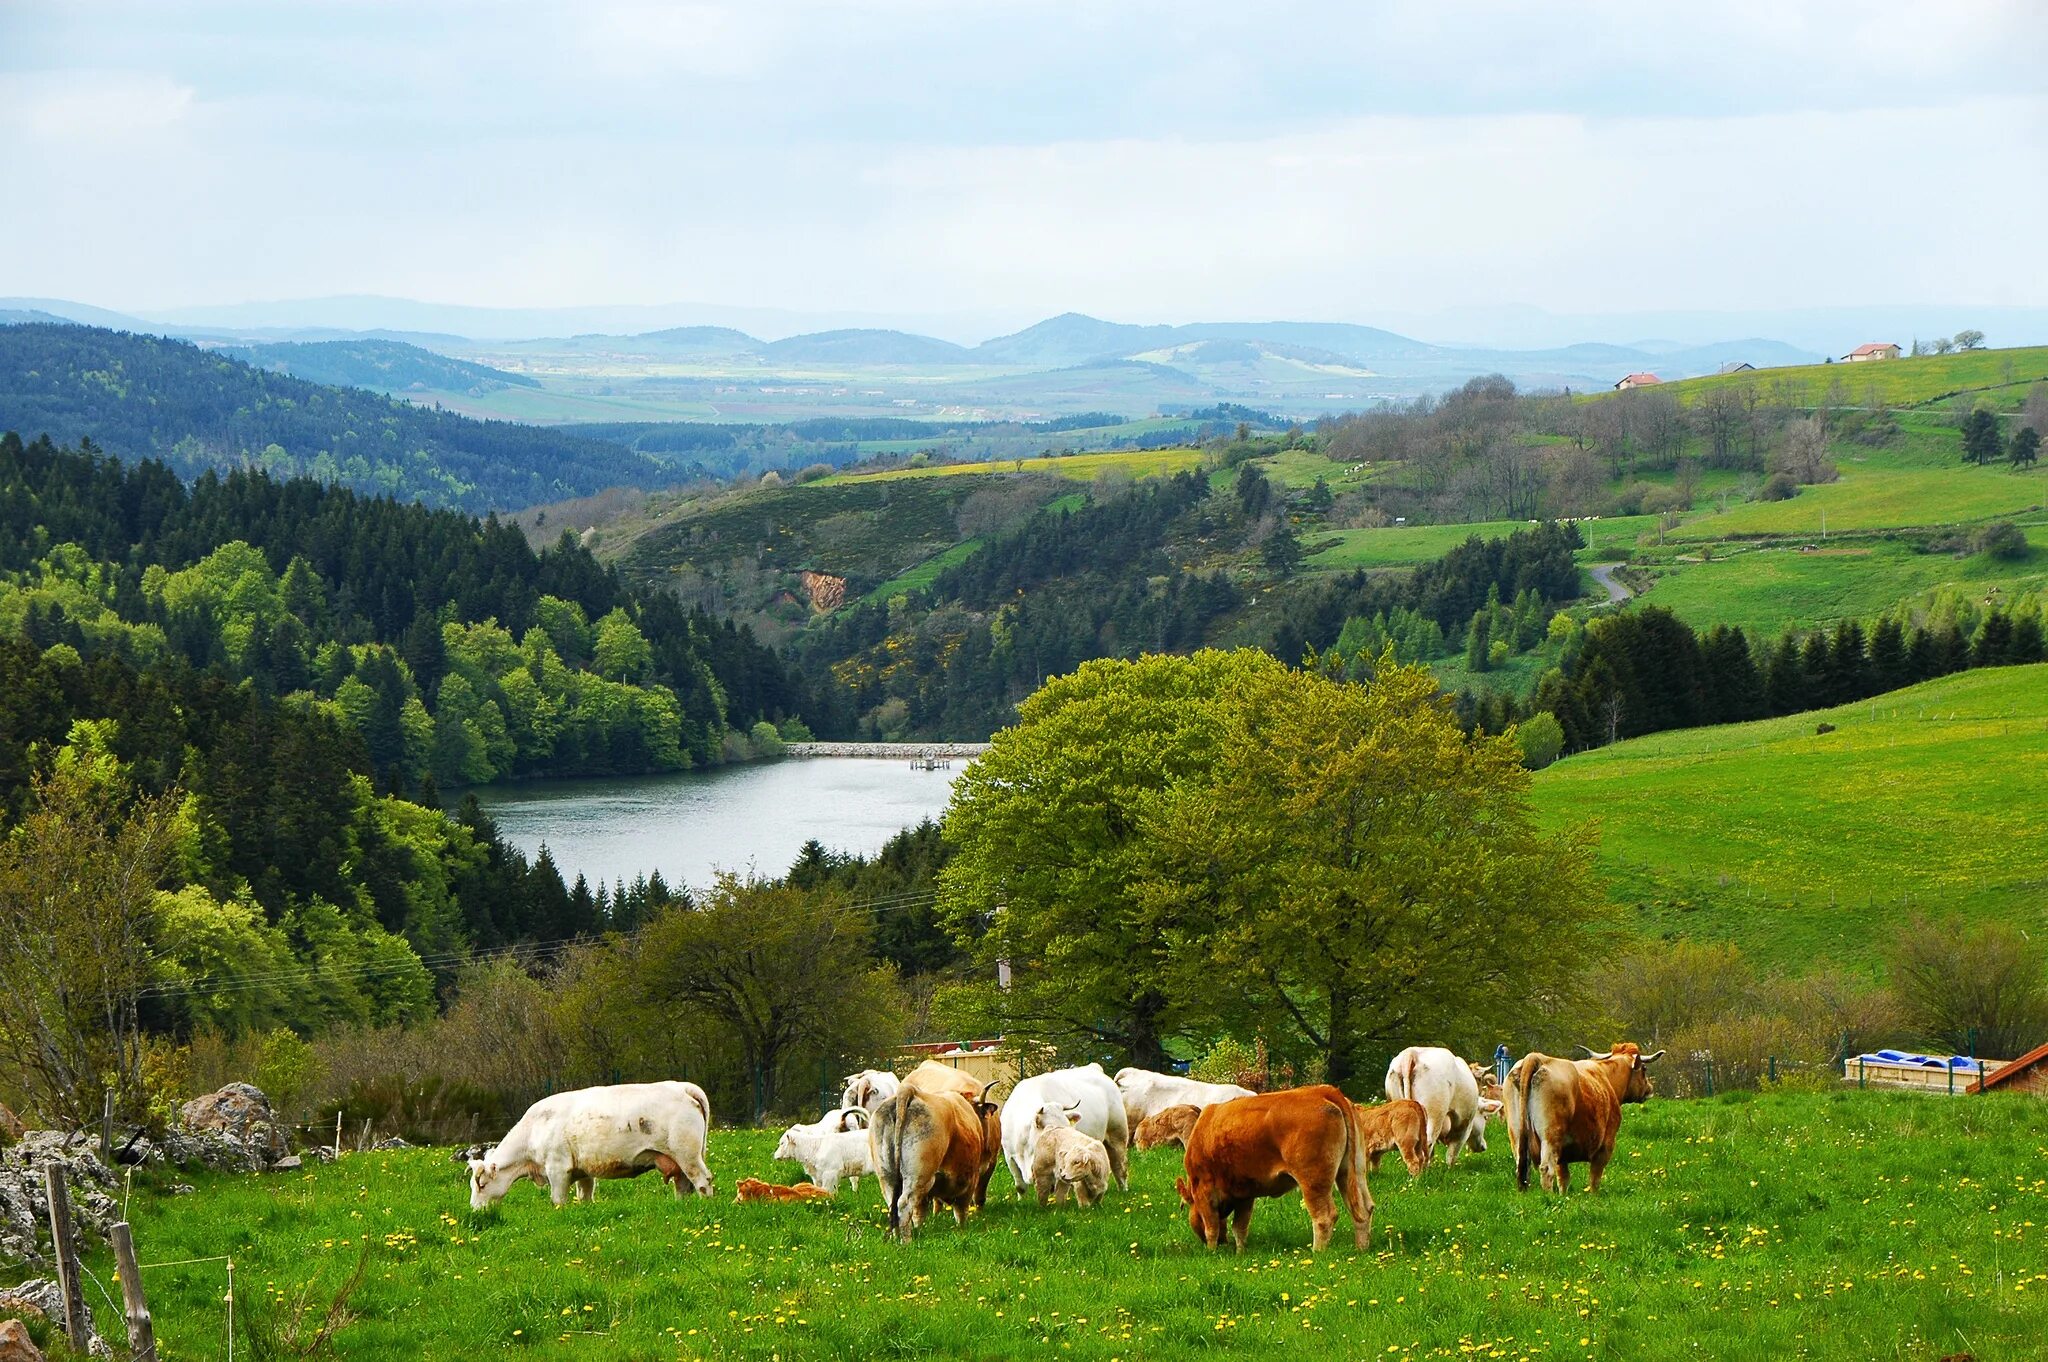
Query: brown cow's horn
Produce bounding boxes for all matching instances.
[1572,1045,1596,1057]
[1641,1049,1667,1064]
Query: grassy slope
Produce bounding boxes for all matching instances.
[819,446,1205,485]
[1648,346,2048,411]
[1532,666,2048,966]
[1630,532,2048,637]
[83,1092,2048,1361]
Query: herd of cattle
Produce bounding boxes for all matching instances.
[465,1041,1667,1249]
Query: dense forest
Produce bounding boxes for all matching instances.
[0,324,665,512]
[0,432,818,790]
[221,338,542,396]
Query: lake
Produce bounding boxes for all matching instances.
[468,757,962,892]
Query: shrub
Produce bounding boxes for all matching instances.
[1638,486,1690,515]
[1515,712,1565,769]
[254,1027,322,1123]
[1973,520,2029,561]
[1887,915,2048,1059]
[796,462,835,483]
[1760,472,1799,501]
[776,716,814,742]
[749,720,786,758]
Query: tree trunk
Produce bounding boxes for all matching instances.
[1125,990,1170,1072]
[1324,983,1363,1096]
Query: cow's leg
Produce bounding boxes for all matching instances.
[1303,1182,1338,1252]
[951,1197,970,1228]
[1587,1151,1609,1192]
[574,1173,596,1203]
[545,1161,575,1207]
[1339,1169,1374,1251]
[1553,1158,1571,1194]
[1106,1135,1130,1192]
[1228,1200,1254,1252]
[1008,1150,1030,1198]
[814,1166,839,1194]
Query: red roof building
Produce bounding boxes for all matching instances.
[1843,342,1902,362]
[1614,372,1662,390]
[1972,1040,2048,1096]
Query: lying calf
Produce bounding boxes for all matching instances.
[734,1177,835,1203]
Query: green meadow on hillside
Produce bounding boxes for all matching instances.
[820,446,1206,485]
[1531,665,2048,967]
[79,1092,2048,1361]
[1648,346,2048,411]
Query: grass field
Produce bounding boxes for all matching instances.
[1665,461,2046,542]
[821,447,1206,486]
[1638,346,2048,412]
[75,1090,2048,1361]
[1531,665,2048,965]
[1630,533,2048,636]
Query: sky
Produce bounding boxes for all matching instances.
[2,1,2044,339]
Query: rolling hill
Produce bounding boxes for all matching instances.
[1532,664,2048,967]
[219,337,541,394]
[0,323,668,512]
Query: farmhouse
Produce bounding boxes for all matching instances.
[1972,1040,2048,1097]
[1716,361,1756,375]
[1842,342,1902,362]
[1614,372,1662,391]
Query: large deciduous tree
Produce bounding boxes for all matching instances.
[939,649,1600,1092]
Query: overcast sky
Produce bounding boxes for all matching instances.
[3,1,2043,335]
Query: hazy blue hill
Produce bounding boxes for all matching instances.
[630,325,764,357]
[220,337,542,393]
[974,313,1440,367]
[760,329,975,364]
[0,323,666,512]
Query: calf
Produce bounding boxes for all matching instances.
[772,1112,873,1193]
[1384,1046,1491,1166]
[734,1177,834,1204]
[1027,1109,1111,1206]
[1175,1085,1373,1253]
[1354,1098,1431,1177]
[1001,1065,1130,1195]
[1133,1103,1203,1151]
[1507,1042,1664,1193]
[1113,1068,1256,1128]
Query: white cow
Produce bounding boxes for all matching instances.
[840,1069,902,1111]
[1384,1046,1498,1166]
[1112,1067,1255,1129]
[773,1107,874,1192]
[1000,1064,1129,1196]
[468,1081,714,1209]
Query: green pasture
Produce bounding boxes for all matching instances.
[73,1091,2048,1361]
[1640,346,2048,411]
[1628,533,2048,636]
[1307,521,1541,571]
[865,538,986,602]
[1666,463,2046,542]
[821,447,1205,486]
[1532,665,2048,966]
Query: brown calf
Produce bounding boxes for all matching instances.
[1506,1042,1665,1193]
[1175,1084,1373,1253]
[1353,1098,1431,1177]
[733,1177,834,1203]
[1133,1103,1203,1151]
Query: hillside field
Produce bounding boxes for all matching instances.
[76,1091,2048,1361]
[1644,346,2048,411]
[1532,665,2048,966]
[820,446,1206,485]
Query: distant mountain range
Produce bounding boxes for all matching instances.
[10,293,2040,424]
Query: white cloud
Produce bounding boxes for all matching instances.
[0,70,196,141]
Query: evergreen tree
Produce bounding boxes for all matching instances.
[1960,408,2003,465]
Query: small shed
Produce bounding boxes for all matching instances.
[902,1038,1017,1092]
[1972,1040,2048,1096]
[1846,1049,2001,1095]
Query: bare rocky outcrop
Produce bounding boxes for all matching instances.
[0,1134,119,1272]
[175,1083,289,1171]
[0,1280,109,1358]
[798,570,847,613]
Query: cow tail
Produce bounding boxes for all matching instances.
[1390,1049,1415,1101]
[1515,1062,1540,1192]
[873,1097,904,1232]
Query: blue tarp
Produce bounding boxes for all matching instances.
[1857,1050,1982,1071]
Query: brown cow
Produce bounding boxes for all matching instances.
[1175,1085,1374,1252]
[1505,1042,1665,1193]
[1354,1098,1431,1177]
[733,1177,834,1203]
[900,1059,992,1102]
[1133,1103,1203,1151]
[869,1084,1003,1241]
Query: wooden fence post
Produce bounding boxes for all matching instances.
[42,1163,90,1346]
[110,1221,157,1361]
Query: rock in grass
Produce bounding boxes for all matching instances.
[0,1318,44,1362]
[177,1083,289,1170]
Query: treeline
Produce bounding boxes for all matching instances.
[790,472,1248,738]
[0,433,819,787]
[0,323,665,512]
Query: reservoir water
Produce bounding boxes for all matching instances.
[469,757,962,892]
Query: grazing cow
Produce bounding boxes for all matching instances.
[1133,1103,1203,1151]
[735,1177,834,1203]
[840,1069,901,1111]
[468,1081,714,1209]
[868,1086,1002,1241]
[1113,1068,1256,1128]
[773,1109,873,1193]
[1001,1065,1130,1196]
[1175,1085,1374,1253]
[1354,1098,1432,1177]
[1506,1042,1665,1194]
[1384,1046,1493,1166]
